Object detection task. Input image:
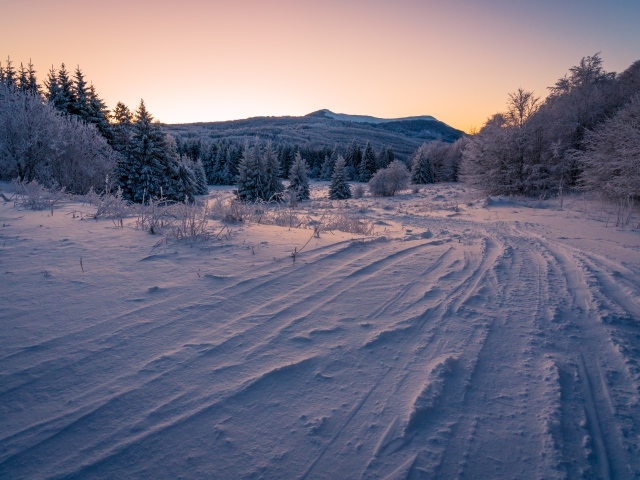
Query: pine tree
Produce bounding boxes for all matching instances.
[410,143,434,184]
[86,84,113,142]
[53,63,76,114]
[222,142,242,184]
[119,100,187,203]
[329,155,351,200]
[359,141,377,182]
[236,140,264,201]
[72,66,90,119]
[111,101,133,157]
[44,66,60,104]
[287,152,310,201]
[2,57,16,88]
[25,60,39,95]
[377,145,394,170]
[320,146,339,180]
[17,63,29,93]
[345,140,362,180]
[191,159,209,195]
[261,141,284,200]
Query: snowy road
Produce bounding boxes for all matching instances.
[1,187,639,478]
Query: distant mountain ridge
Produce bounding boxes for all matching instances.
[163,109,464,162]
[306,109,437,124]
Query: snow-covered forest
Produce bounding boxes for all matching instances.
[1,53,639,478]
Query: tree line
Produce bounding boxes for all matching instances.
[0,56,466,203]
[461,53,640,203]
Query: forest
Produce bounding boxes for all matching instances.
[0,53,638,206]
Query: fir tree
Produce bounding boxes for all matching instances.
[86,84,113,142]
[261,141,284,200]
[410,143,434,184]
[119,100,187,203]
[72,66,90,119]
[174,158,198,202]
[2,57,16,88]
[236,140,264,201]
[53,63,75,114]
[191,159,209,195]
[378,145,394,170]
[17,63,29,93]
[111,101,133,157]
[320,146,339,180]
[222,143,242,184]
[287,152,310,201]
[359,141,377,182]
[25,60,39,95]
[329,155,351,200]
[44,66,60,104]
[345,140,362,180]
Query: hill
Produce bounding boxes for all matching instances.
[162,109,465,161]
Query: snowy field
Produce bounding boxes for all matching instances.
[1,182,639,479]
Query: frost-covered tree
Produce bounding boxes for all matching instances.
[287,152,310,201]
[329,155,351,200]
[377,145,394,170]
[410,143,434,184]
[320,153,334,181]
[0,84,117,193]
[345,140,362,180]
[261,140,284,201]
[71,66,89,119]
[575,95,640,201]
[119,100,187,203]
[1,57,16,88]
[50,63,75,115]
[191,159,209,195]
[236,140,263,201]
[359,141,377,182]
[369,160,409,196]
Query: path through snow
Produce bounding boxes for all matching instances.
[1,184,639,478]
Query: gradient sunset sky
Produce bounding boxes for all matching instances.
[2,0,639,132]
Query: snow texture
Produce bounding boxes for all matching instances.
[1,182,639,479]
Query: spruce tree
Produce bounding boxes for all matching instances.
[329,155,352,200]
[410,143,434,184]
[287,152,310,201]
[87,84,113,142]
[17,63,29,93]
[53,63,75,114]
[236,140,263,201]
[26,60,39,95]
[120,100,187,203]
[378,145,394,170]
[261,141,284,200]
[359,141,377,182]
[72,66,89,119]
[2,57,16,88]
[44,66,60,104]
[345,140,362,180]
[191,159,209,195]
[111,101,133,156]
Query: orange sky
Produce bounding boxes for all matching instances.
[2,0,639,132]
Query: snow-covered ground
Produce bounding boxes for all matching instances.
[1,182,639,479]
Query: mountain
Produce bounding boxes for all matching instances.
[162,109,464,161]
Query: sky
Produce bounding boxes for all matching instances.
[2,0,639,133]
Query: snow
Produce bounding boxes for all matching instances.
[318,109,436,124]
[1,182,639,479]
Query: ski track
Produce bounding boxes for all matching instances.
[1,202,640,479]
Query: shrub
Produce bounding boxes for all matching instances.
[368,160,410,196]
